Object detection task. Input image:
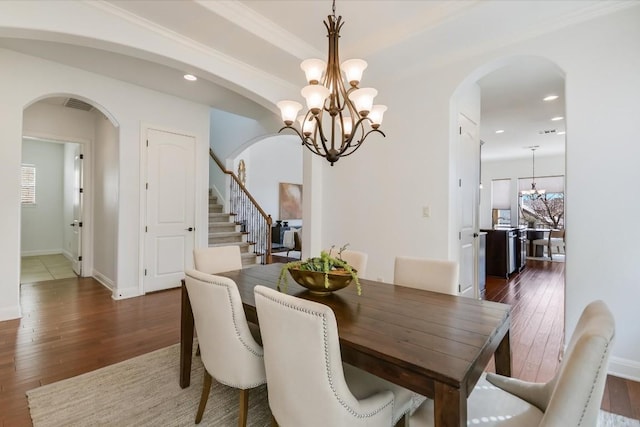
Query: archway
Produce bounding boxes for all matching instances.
[451,55,567,380]
[21,94,119,289]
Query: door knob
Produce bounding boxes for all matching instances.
[185,227,194,232]
[70,223,76,227]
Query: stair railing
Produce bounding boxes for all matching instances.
[209,149,273,264]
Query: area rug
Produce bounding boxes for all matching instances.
[26,343,638,426]
[600,411,640,426]
[26,343,271,426]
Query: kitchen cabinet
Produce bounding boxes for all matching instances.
[481,228,517,278]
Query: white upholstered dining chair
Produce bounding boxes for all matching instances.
[339,249,369,279]
[254,285,415,427]
[184,270,266,425]
[193,245,243,274]
[393,257,459,295]
[410,300,615,427]
[532,229,565,260]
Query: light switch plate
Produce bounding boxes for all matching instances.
[422,206,431,218]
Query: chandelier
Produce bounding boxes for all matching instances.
[276,0,386,166]
[521,146,546,197]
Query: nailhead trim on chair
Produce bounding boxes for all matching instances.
[577,338,612,426]
[186,272,265,390]
[256,288,394,421]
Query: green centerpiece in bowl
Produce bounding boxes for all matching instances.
[278,244,361,296]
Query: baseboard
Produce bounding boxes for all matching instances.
[111,286,141,300]
[609,356,640,382]
[92,270,114,291]
[20,249,63,257]
[0,304,22,321]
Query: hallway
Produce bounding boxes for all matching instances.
[20,254,76,284]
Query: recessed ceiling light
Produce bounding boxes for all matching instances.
[543,95,559,101]
[183,74,197,81]
[495,129,505,134]
[551,116,564,121]
[557,131,566,135]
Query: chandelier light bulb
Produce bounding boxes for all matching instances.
[369,105,387,129]
[339,115,353,137]
[341,59,367,86]
[349,88,377,116]
[300,59,326,84]
[301,85,330,114]
[277,100,302,125]
[297,115,316,137]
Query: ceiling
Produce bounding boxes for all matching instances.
[1,1,632,160]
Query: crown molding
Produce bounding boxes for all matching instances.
[83,0,298,97]
[195,0,323,61]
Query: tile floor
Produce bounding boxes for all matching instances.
[21,254,77,283]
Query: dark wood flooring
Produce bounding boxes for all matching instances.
[0,260,638,425]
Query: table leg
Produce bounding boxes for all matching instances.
[434,381,466,427]
[180,279,194,388]
[495,330,512,377]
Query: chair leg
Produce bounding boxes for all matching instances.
[238,389,249,427]
[195,370,213,424]
[394,413,409,427]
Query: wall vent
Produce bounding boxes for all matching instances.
[538,129,557,135]
[64,98,94,112]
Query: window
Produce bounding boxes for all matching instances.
[491,179,511,227]
[21,164,36,205]
[518,175,564,229]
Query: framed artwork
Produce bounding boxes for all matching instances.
[279,182,303,220]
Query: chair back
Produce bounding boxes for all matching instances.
[254,285,392,426]
[184,270,265,388]
[193,245,242,274]
[339,249,368,279]
[541,300,615,427]
[393,257,459,295]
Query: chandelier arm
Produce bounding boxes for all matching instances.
[278,125,304,140]
[339,129,386,158]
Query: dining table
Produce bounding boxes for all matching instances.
[180,263,512,427]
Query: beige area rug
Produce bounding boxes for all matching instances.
[26,343,638,426]
[27,343,271,426]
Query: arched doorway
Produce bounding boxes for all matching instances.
[21,94,119,289]
[451,55,567,380]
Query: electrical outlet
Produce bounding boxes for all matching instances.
[422,206,431,218]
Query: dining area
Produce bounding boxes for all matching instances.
[180,245,613,427]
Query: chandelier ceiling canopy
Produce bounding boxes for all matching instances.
[276,0,386,166]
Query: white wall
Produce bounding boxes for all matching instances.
[234,136,303,227]
[0,48,210,318]
[20,139,64,255]
[93,113,119,287]
[325,6,639,379]
[480,154,565,229]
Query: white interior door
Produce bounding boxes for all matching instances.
[144,129,196,293]
[70,145,83,276]
[458,114,480,298]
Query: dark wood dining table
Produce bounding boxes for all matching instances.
[180,263,511,427]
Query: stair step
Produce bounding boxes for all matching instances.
[209,231,247,244]
[207,242,251,253]
[209,224,238,232]
[209,205,223,213]
[209,212,232,218]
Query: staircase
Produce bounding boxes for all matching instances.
[208,192,259,267]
